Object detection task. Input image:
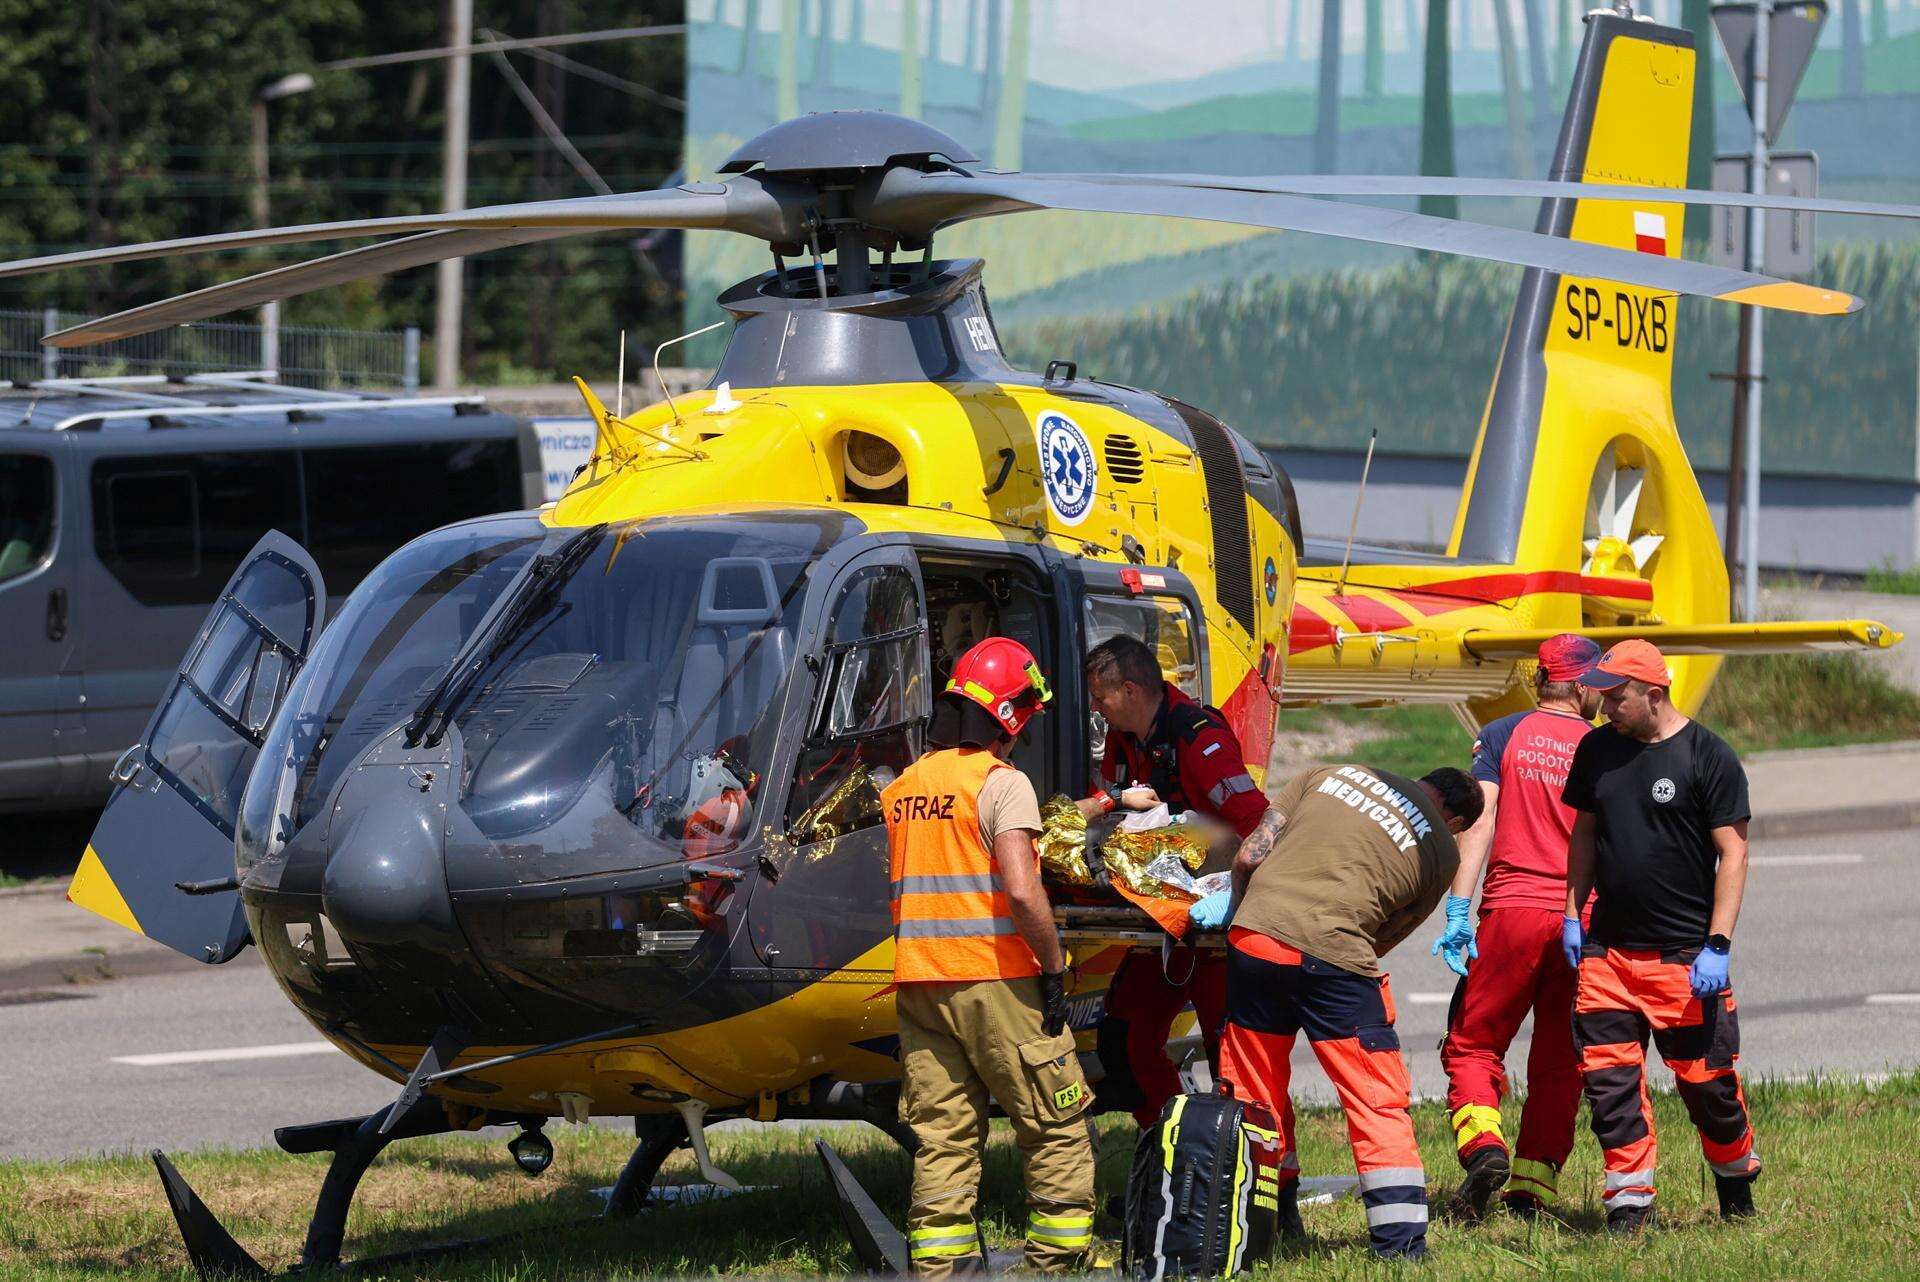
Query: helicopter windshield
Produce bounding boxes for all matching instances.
[238,512,851,880]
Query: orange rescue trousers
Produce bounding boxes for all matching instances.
[1217,928,1428,1258]
[1575,945,1761,1213]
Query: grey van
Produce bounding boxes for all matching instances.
[0,377,540,811]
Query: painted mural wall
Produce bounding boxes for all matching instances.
[683,0,1920,497]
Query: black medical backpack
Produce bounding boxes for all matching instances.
[1122,1087,1282,1279]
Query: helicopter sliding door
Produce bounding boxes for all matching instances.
[70,531,325,962]
[752,547,928,974]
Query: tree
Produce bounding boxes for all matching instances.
[739,0,760,72]
[927,0,942,63]
[1491,0,1532,176]
[992,0,1029,167]
[1290,0,1305,62]
[979,0,1000,115]
[778,0,801,120]
[1870,0,1886,44]
[814,0,835,88]
[1315,0,1343,172]
[900,0,923,118]
[1522,0,1551,129]
[1366,0,1385,95]
[1682,0,1716,247]
[1556,0,1572,96]
[1841,0,1865,95]
[1420,0,1458,220]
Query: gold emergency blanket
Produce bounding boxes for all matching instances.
[1035,795,1209,900]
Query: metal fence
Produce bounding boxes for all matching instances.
[0,308,420,390]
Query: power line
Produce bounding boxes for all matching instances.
[312,23,685,73]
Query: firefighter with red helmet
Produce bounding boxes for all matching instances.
[1074,634,1275,1130]
[885,637,1094,1276]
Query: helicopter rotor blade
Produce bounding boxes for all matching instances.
[0,179,792,283]
[863,169,1860,316]
[1037,171,1920,222]
[43,228,583,348]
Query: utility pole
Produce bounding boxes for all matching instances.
[1738,0,1770,620]
[436,0,474,390]
[251,73,315,376]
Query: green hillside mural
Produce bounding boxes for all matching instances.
[685,0,1920,481]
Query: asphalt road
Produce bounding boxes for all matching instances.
[3,826,1916,1162]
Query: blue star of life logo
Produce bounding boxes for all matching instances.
[1037,411,1096,525]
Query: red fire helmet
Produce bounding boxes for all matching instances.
[944,637,1053,737]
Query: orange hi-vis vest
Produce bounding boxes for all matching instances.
[883,748,1042,984]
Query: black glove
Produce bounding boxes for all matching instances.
[1040,970,1069,1038]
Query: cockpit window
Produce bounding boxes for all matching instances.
[239,511,854,880]
[786,562,927,842]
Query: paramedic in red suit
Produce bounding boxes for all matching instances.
[1073,636,1271,1129]
[1431,634,1602,1219]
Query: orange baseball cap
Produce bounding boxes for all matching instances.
[1577,638,1673,690]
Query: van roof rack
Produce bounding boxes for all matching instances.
[0,374,489,433]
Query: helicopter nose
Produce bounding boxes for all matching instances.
[321,765,456,949]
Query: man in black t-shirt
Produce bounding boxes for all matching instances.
[1560,640,1760,1234]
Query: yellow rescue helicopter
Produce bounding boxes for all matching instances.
[10,9,1908,1274]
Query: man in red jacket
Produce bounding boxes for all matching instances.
[1431,633,1601,1218]
[1076,636,1276,1129]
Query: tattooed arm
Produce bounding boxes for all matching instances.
[1230,805,1289,903]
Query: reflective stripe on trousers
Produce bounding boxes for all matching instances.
[1027,1211,1093,1248]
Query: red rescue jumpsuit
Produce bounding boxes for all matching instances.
[1440,708,1593,1206]
[1090,683,1269,1128]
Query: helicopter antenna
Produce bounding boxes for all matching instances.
[1335,428,1378,598]
[654,319,728,425]
[615,329,627,421]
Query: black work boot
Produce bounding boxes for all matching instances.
[1500,1191,1544,1220]
[1715,1171,1759,1220]
[1606,1202,1655,1235]
[1275,1179,1306,1243]
[1452,1146,1510,1221]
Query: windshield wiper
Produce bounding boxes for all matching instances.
[403,524,606,748]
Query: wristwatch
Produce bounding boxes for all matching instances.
[1095,787,1121,815]
[1705,934,1732,954]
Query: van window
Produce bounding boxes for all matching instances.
[0,453,54,584]
[92,452,301,607]
[302,440,520,590]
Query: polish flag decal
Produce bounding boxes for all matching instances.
[1633,210,1669,256]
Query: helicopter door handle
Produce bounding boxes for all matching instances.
[45,587,67,641]
[109,744,151,790]
[982,448,1016,497]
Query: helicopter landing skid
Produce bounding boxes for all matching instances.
[150,1092,669,1279]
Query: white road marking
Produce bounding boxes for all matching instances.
[1750,854,1864,867]
[1863,993,1920,1006]
[112,1041,341,1067]
[1406,992,1453,1005]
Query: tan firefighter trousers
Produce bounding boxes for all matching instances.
[897,977,1096,1277]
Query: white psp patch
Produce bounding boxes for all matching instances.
[1651,777,1676,804]
[1036,410,1097,526]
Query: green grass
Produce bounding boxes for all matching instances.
[3,1074,1916,1278]
[1702,651,1920,755]
[1864,563,1920,595]
[1331,704,1476,780]
[1280,648,1920,775]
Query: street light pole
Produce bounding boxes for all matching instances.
[436,0,474,390]
[251,73,315,377]
[1740,0,1771,620]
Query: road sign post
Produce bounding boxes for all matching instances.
[1710,0,1827,620]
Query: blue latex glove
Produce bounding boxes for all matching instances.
[1561,916,1584,971]
[1189,889,1233,931]
[1690,944,1731,997]
[1429,894,1478,978]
